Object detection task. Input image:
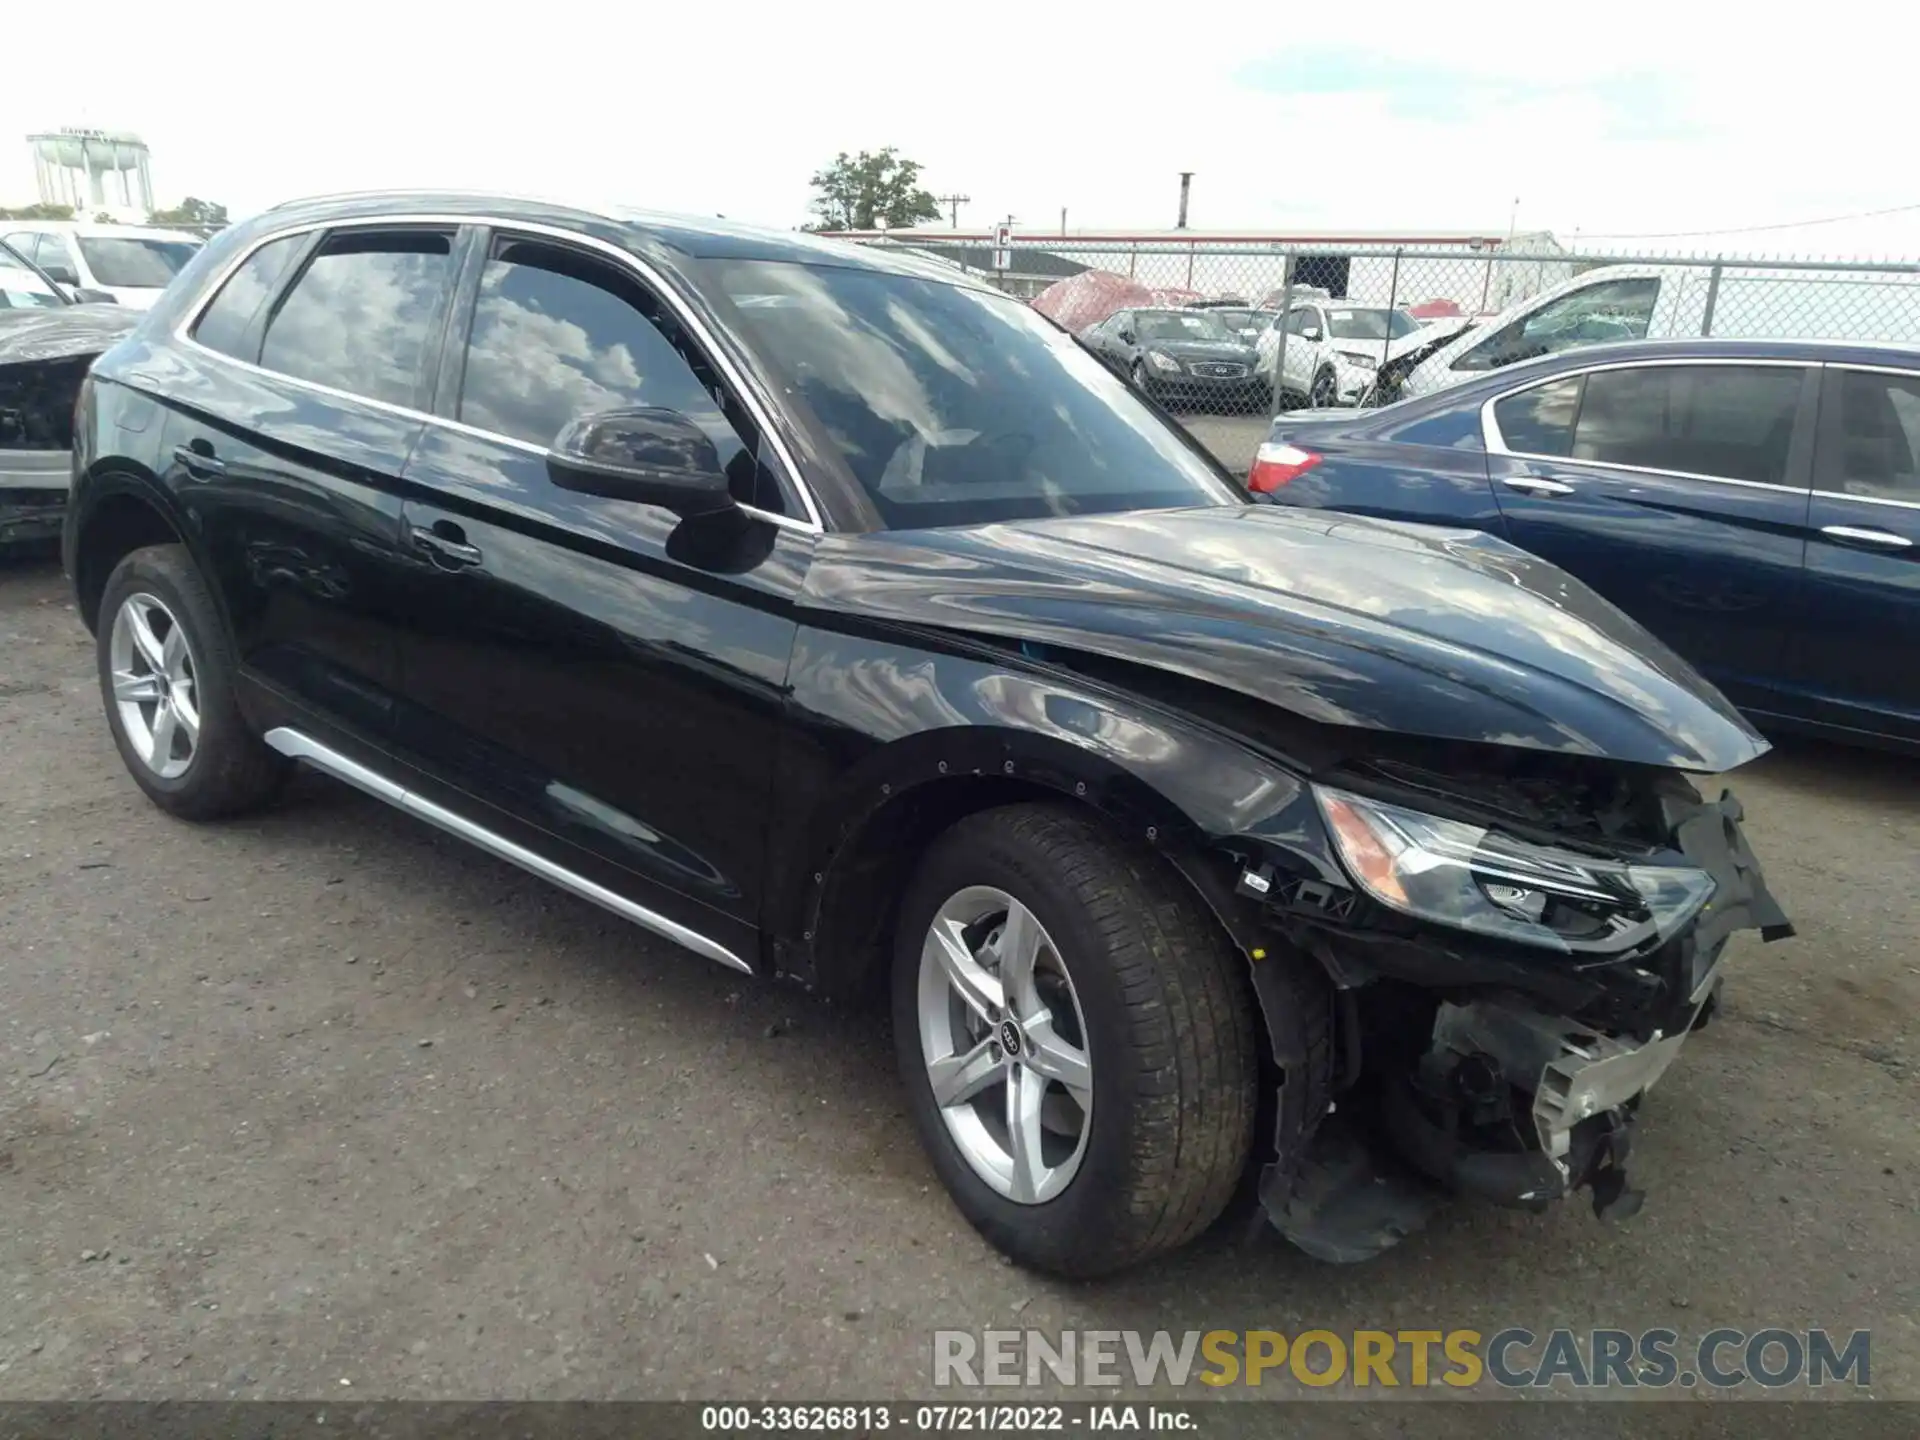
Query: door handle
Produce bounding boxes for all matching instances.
[406,521,484,569]
[1820,524,1912,550]
[1503,475,1576,498]
[172,443,227,479]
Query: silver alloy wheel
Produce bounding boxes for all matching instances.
[108,591,201,780]
[917,885,1094,1204]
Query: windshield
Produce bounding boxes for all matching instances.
[1134,310,1234,343]
[76,236,201,288]
[0,242,66,310]
[708,260,1238,529]
[1212,308,1267,331]
[1326,307,1418,342]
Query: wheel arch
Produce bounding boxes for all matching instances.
[774,696,1325,1001]
[69,465,197,635]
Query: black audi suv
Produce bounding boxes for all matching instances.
[63,192,1790,1275]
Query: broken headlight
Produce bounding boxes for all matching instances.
[1314,786,1715,956]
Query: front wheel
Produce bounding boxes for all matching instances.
[1310,367,1339,408]
[893,804,1258,1276]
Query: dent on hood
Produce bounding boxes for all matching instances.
[803,506,1768,774]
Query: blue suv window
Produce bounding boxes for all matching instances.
[1493,375,1583,456]
[1573,364,1802,486]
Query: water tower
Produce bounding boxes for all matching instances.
[28,128,155,220]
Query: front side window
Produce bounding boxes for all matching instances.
[259,230,453,408]
[1286,307,1320,336]
[1493,375,1584,457]
[1823,369,1920,503]
[1456,278,1659,372]
[1572,365,1804,485]
[707,259,1238,529]
[76,236,200,288]
[455,238,776,512]
[192,235,303,359]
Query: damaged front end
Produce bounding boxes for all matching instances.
[1236,752,1793,1263]
[0,297,137,550]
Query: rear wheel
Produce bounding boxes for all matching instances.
[96,544,287,819]
[893,804,1258,1276]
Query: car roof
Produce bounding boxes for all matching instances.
[256,190,1000,288]
[2,220,202,242]
[1479,335,1920,376]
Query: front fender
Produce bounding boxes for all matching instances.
[769,625,1345,966]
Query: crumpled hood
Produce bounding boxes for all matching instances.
[803,505,1768,773]
[0,305,138,366]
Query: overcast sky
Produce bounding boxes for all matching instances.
[5,0,1915,256]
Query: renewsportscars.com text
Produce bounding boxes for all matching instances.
[932,1327,1870,1391]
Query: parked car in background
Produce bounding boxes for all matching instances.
[1390,262,1920,404]
[1,239,140,548]
[1249,338,1920,752]
[62,191,1790,1275]
[0,222,204,310]
[1196,305,1275,344]
[1253,301,1422,407]
[1080,307,1264,408]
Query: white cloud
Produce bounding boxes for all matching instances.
[3,0,1914,256]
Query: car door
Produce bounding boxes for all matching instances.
[387,227,810,957]
[1795,362,1920,740]
[1281,306,1323,396]
[1486,360,1816,711]
[159,224,453,743]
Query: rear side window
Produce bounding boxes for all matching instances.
[192,235,302,360]
[259,230,453,408]
[1492,375,1583,456]
[1821,368,1920,502]
[1572,365,1804,485]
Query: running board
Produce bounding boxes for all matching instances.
[263,727,752,975]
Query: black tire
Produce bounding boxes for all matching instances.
[892,803,1258,1277]
[1310,367,1338,408]
[96,543,287,820]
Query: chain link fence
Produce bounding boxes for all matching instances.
[840,233,1920,474]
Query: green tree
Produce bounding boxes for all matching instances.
[0,203,75,221]
[807,149,939,232]
[148,197,229,229]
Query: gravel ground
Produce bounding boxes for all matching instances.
[1,548,1917,1406]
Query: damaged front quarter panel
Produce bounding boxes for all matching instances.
[1241,758,1794,1262]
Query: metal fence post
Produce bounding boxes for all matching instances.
[1701,261,1723,337]
[1269,253,1296,422]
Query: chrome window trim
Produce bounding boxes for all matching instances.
[173,212,825,535]
[263,727,753,974]
[1815,362,1920,512]
[1479,356,1817,497]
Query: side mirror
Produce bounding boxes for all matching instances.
[1300,325,1323,342]
[43,263,80,287]
[546,407,735,518]
[70,287,117,305]
[1118,328,1135,345]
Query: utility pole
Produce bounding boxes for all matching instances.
[1060,206,1067,236]
[1176,172,1193,229]
[936,193,971,228]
